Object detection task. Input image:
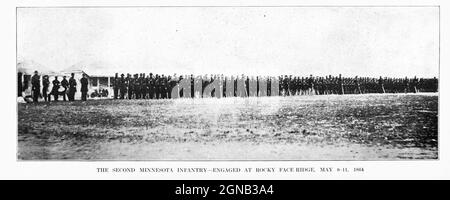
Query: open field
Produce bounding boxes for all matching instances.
[17,93,438,160]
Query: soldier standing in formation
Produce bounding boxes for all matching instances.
[68,73,77,101]
[378,76,385,93]
[149,73,155,99]
[42,75,50,102]
[403,77,409,93]
[61,76,69,101]
[51,76,60,101]
[135,74,141,99]
[80,74,88,101]
[18,72,23,97]
[31,70,40,103]
[127,74,133,100]
[113,73,119,99]
[412,76,418,93]
[119,74,126,99]
[154,74,160,99]
[354,76,362,94]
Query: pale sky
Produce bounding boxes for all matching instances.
[17,7,439,77]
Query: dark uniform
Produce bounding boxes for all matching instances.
[411,76,418,93]
[31,72,40,102]
[190,75,195,98]
[161,75,168,99]
[354,76,361,94]
[80,75,88,101]
[42,75,50,102]
[143,74,149,99]
[61,76,69,101]
[378,76,385,93]
[338,74,344,95]
[51,77,60,101]
[155,75,161,99]
[18,72,23,97]
[308,75,315,95]
[149,73,155,99]
[403,77,409,93]
[127,74,134,99]
[282,75,289,96]
[113,73,119,99]
[317,77,324,95]
[68,74,77,101]
[119,74,126,99]
[135,74,142,99]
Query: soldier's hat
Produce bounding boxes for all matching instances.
[121,74,124,77]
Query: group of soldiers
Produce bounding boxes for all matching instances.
[20,70,90,103]
[279,75,439,96]
[19,71,438,103]
[112,73,175,100]
[110,73,439,99]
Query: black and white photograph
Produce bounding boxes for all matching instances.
[15,6,439,161]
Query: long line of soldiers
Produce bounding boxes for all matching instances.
[111,73,439,99]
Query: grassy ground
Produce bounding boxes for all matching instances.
[17,93,438,160]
